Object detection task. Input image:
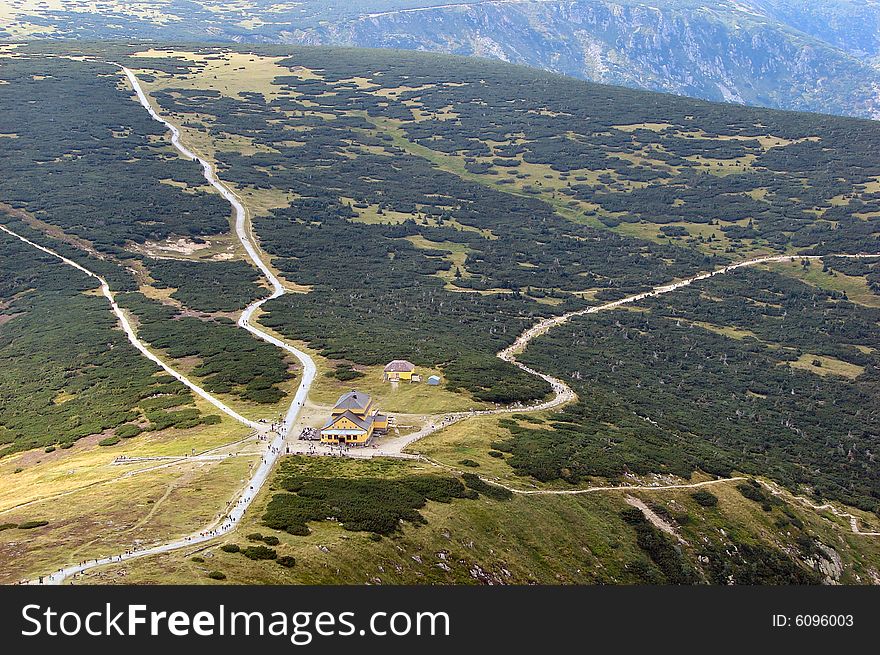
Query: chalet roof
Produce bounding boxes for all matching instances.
[323,410,373,432]
[384,360,416,372]
[333,390,372,411]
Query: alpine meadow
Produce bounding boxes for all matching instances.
[1,37,880,591]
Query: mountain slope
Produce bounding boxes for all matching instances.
[1,1,880,118]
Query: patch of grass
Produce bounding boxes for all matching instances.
[788,353,864,379]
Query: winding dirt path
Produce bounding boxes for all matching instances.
[761,480,880,537]
[16,66,317,585]
[385,252,880,456]
[0,224,260,430]
[8,59,880,583]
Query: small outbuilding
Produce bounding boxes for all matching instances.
[383,359,416,382]
[426,375,442,386]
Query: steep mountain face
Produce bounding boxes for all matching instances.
[1,0,879,118]
[283,0,880,118]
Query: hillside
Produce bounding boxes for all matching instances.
[0,43,879,584]
[2,1,880,118]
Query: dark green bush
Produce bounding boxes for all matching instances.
[736,481,780,511]
[242,545,277,560]
[458,459,480,467]
[116,424,143,439]
[619,509,698,584]
[220,544,240,553]
[263,472,470,536]
[691,490,719,508]
[207,571,226,580]
[461,473,513,500]
[18,520,49,530]
[277,555,296,568]
[98,436,120,447]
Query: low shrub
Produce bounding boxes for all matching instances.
[458,459,480,468]
[263,535,279,546]
[488,451,504,459]
[191,556,205,563]
[207,571,226,580]
[44,446,56,453]
[619,509,698,584]
[263,473,471,536]
[247,533,265,542]
[98,436,120,447]
[220,544,240,553]
[18,520,49,530]
[242,545,277,560]
[116,424,143,439]
[691,490,718,508]
[276,555,296,568]
[461,473,513,501]
[0,523,17,531]
[736,481,779,511]
[329,365,365,381]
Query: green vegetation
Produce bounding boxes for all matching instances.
[326,364,365,382]
[85,459,857,585]
[0,230,214,455]
[620,507,698,584]
[147,259,264,313]
[117,292,291,405]
[691,490,719,508]
[262,456,473,535]
[242,545,277,560]
[701,541,821,585]
[3,44,880,585]
[461,473,513,501]
[507,268,880,511]
[115,424,143,439]
[17,520,49,530]
[0,57,230,253]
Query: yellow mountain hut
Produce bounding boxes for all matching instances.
[383,359,416,382]
[320,390,389,446]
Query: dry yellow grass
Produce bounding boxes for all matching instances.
[788,354,865,379]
